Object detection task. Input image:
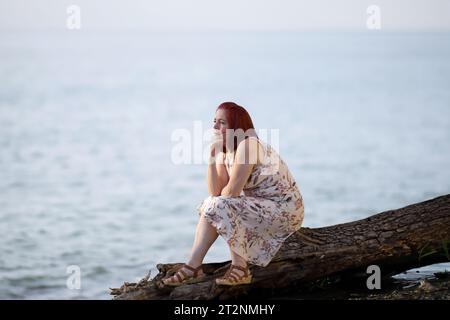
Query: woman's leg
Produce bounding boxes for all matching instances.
[188,214,248,269]
[213,245,250,284]
[186,214,219,267]
[162,214,218,285]
[229,247,247,268]
[228,246,249,279]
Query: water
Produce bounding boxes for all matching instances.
[0,31,449,299]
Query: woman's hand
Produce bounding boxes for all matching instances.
[207,129,229,196]
[209,129,224,158]
[220,138,257,197]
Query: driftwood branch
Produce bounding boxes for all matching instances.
[110,194,450,300]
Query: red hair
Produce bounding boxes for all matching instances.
[216,102,258,153]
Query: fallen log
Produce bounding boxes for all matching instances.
[110,194,450,300]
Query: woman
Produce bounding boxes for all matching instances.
[161,102,304,287]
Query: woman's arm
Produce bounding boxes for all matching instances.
[207,150,229,196]
[220,138,257,197]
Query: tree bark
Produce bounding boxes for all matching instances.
[110,194,450,300]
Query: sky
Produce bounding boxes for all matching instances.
[0,0,450,32]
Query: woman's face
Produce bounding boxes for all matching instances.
[213,109,229,140]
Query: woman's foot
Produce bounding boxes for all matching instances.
[160,263,205,287]
[215,264,252,286]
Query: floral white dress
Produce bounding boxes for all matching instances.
[196,137,304,267]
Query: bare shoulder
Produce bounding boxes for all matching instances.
[236,137,264,165]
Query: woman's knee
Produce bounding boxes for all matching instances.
[197,195,239,218]
[212,195,232,202]
[203,195,232,207]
